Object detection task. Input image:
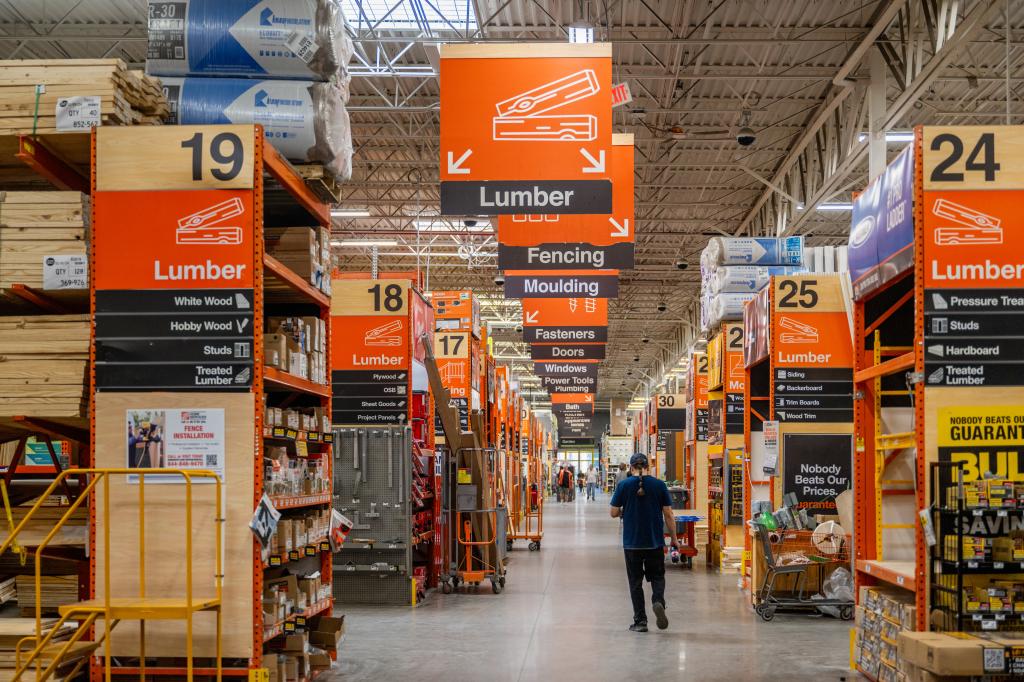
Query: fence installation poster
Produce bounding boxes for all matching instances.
[126,408,225,482]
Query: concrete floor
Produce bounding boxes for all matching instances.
[332,491,855,682]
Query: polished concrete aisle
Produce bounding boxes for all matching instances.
[332,492,853,681]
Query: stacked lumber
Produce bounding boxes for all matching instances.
[0,59,167,134]
[0,192,88,291]
[0,577,14,604]
[0,315,88,417]
[16,575,77,615]
[0,502,87,548]
[0,617,73,671]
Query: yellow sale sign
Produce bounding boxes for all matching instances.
[938,405,1024,481]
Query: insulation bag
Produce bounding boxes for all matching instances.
[703,236,804,266]
[712,265,803,293]
[147,0,353,81]
[710,292,757,325]
[163,77,353,180]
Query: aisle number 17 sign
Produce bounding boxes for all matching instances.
[439,44,612,215]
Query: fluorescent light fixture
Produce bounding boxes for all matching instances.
[330,209,371,218]
[817,203,854,211]
[332,239,398,247]
[857,130,915,143]
[567,21,595,43]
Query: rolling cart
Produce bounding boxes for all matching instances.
[752,523,854,622]
[667,514,701,568]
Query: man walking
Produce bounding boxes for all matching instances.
[586,468,599,500]
[557,465,571,503]
[609,454,678,632]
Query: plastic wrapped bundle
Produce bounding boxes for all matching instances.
[163,77,352,180]
[703,236,804,266]
[709,293,756,327]
[147,0,353,81]
[712,265,805,293]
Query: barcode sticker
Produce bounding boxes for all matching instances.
[984,646,1006,671]
[285,31,318,63]
[42,255,87,290]
[55,96,101,131]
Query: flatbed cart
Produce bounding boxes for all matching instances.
[666,514,701,568]
[507,456,544,552]
[752,523,854,622]
[441,507,508,594]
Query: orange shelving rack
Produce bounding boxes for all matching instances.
[91,124,334,678]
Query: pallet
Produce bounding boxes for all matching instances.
[294,164,344,203]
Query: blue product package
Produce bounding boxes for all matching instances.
[163,76,352,179]
[147,0,353,81]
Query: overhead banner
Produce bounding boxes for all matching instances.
[440,44,613,215]
[848,145,915,300]
[922,126,1024,388]
[504,271,618,299]
[530,343,605,360]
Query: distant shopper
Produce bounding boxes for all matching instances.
[557,466,571,503]
[610,454,678,633]
[615,463,628,486]
[586,468,599,500]
[577,470,585,494]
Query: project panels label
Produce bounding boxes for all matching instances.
[331,368,409,425]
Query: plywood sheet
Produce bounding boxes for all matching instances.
[94,391,255,659]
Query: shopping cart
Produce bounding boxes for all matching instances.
[752,523,854,622]
[666,514,701,568]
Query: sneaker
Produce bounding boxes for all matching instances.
[628,622,648,633]
[653,602,668,630]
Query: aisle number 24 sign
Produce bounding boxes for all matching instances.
[923,126,1024,190]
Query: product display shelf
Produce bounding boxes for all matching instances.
[0,132,90,193]
[89,124,334,677]
[742,346,772,590]
[852,270,921,619]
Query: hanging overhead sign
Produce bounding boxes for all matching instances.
[530,344,606,360]
[504,271,618,299]
[440,44,613,215]
[542,375,597,392]
[498,242,634,271]
[533,361,599,378]
[521,297,608,343]
[655,394,686,431]
[922,126,1024,388]
[498,136,634,246]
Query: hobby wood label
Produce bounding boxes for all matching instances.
[922,127,1024,387]
[439,44,613,215]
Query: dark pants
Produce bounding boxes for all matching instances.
[624,548,666,625]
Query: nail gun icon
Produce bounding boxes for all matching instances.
[932,198,1003,245]
[364,320,403,347]
[778,316,819,344]
[492,70,600,142]
[176,198,244,246]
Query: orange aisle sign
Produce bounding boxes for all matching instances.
[521,297,608,343]
[498,136,635,248]
[439,44,613,215]
[771,275,853,424]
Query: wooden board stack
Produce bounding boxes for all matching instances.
[0,502,87,548]
[0,617,73,673]
[0,59,167,134]
[0,314,88,418]
[0,191,88,294]
[15,575,77,616]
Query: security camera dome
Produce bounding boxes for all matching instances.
[675,259,689,270]
[736,126,757,146]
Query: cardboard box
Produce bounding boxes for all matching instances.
[309,615,345,650]
[898,632,987,676]
[976,632,1024,675]
[284,656,298,682]
[309,651,332,671]
[281,632,306,652]
[264,334,287,368]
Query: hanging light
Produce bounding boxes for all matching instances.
[567,21,595,44]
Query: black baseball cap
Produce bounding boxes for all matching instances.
[629,453,648,468]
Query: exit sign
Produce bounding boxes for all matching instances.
[611,82,632,108]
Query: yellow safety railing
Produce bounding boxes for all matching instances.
[0,468,223,682]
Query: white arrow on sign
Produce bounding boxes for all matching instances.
[750,240,767,262]
[609,217,629,237]
[524,310,539,324]
[580,148,606,174]
[447,149,472,175]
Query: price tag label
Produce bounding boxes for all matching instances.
[295,616,307,627]
[289,550,300,561]
[42,255,88,290]
[896,575,905,585]
[55,96,101,131]
[968,561,980,569]
[982,619,998,631]
[995,562,1005,569]
[999,510,1008,517]
[283,622,295,633]
[974,509,984,517]
[268,556,282,567]
[320,542,331,551]
[304,545,317,556]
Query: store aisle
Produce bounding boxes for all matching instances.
[332,494,852,682]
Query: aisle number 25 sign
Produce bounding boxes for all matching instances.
[923,126,1024,190]
[96,125,255,191]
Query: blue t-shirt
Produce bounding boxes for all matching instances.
[610,475,672,549]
